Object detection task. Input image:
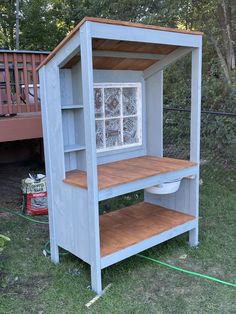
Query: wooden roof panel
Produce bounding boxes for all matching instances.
[62,38,179,70]
[63,55,157,71]
[93,56,157,71]
[92,39,178,54]
[37,16,203,70]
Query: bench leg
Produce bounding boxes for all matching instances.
[50,242,59,264]
[91,265,102,295]
[189,227,199,247]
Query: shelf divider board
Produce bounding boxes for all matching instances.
[100,202,196,268]
[61,104,83,109]
[64,144,86,153]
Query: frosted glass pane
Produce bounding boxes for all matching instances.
[105,119,121,147]
[104,88,121,117]
[95,120,104,149]
[94,84,141,151]
[122,87,137,116]
[123,117,139,144]
[94,88,103,118]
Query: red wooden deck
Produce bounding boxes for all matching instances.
[0,50,48,142]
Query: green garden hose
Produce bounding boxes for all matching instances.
[1,207,235,287]
[0,207,49,225]
[44,240,68,256]
[137,254,236,287]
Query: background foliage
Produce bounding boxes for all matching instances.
[0,0,235,162]
[0,1,235,93]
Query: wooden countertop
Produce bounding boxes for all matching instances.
[64,156,196,190]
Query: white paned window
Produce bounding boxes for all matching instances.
[94,83,142,152]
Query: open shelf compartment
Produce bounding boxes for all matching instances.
[100,202,196,268]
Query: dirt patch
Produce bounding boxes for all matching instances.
[0,161,48,301]
[0,272,52,300]
[0,161,45,210]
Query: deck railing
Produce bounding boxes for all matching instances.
[0,51,49,115]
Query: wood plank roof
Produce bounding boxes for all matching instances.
[61,39,179,70]
[37,16,203,70]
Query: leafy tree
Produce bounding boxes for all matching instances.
[0,0,16,49]
[192,0,235,85]
[0,0,235,162]
[0,0,235,97]
[19,0,67,50]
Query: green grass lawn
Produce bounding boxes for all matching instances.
[0,165,236,314]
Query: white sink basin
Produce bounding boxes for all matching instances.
[145,179,181,195]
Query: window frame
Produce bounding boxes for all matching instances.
[94,82,142,153]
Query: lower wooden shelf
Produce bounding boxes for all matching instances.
[100,202,195,257]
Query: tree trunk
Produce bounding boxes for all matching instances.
[203,0,235,84]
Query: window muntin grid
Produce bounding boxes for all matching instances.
[94,83,142,152]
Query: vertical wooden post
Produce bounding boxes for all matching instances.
[22,53,30,112]
[190,47,202,163]
[39,67,59,263]
[40,54,45,64]
[80,22,102,294]
[189,46,202,246]
[144,70,164,204]
[3,53,12,113]
[13,53,21,113]
[145,70,163,156]
[32,54,39,112]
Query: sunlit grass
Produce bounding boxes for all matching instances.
[1,165,235,313]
